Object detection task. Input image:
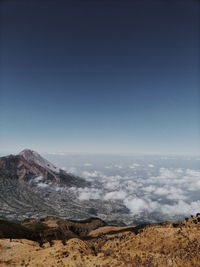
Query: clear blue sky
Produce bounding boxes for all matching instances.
[0,0,199,155]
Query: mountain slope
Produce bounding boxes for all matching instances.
[1,215,200,267]
[19,149,60,173]
[0,150,91,221]
[0,149,90,187]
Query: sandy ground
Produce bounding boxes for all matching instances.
[1,219,200,267]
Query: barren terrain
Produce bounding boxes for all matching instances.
[1,215,200,267]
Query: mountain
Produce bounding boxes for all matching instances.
[0,149,157,224]
[19,149,60,173]
[0,150,92,221]
[0,149,90,187]
[1,214,200,266]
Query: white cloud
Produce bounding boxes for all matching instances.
[78,188,101,201]
[175,168,183,173]
[114,164,123,169]
[159,168,177,179]
[82,170,103,178]
[124,197,200,216]
[129,163,140,169]
[66,167,77,174]
[106,181,121,190]
[148,164,155,168]
[105,166,112,169]
[62,163,200,218]
[162,200,200,216]
[37,183,49,188]
[103,191,127,201]
[121,167,200,216]
[161,157,177,160]
[186,169,200,177]
[124,197,149,214]
[84,163,92,167]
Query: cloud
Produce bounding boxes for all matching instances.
[84,163,92,167]
[52,159,200,219]
[161,157,177,160]
[124,197,148,213]
[77,188,102,201]
[122,167,200,216]
[37,183,49,188]
[64,166,77,174]
[124,197,200,216]
[103,191,127,201]
[186,169,200,177]
[154,187,187,201]
[162,200,200,216]
[105,166,112,169]
[148,164,155,168]
[105,180,121,190]
[124,197,160,214]
[129,163,140,169]
[82,170,103,178]
[114,164,123,169]
[159,168,177,179]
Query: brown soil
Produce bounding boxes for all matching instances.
[1,215,200,266]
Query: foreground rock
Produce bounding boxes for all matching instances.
[1,214,200,266]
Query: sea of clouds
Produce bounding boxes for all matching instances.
[45,154,200,218]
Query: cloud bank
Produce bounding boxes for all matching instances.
[77,165,200,217]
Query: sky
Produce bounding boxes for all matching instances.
[0,0,200,155]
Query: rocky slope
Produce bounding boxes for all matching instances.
[0,150,94,221]
[0,149,90,187]
[1,214,200,267]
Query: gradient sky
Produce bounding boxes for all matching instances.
[0,0,199,155]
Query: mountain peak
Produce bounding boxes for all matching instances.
[0,149,90,190]
[19,149,59,173]
[19,149,40,157]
